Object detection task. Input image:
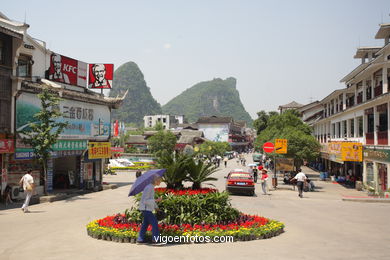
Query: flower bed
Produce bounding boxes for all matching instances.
[86,213,284,243]
[155,187,217,196]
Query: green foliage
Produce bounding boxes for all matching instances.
[147,130,177,156]
[253,110,278,134]
[197,140,231,157]
[162,77,253,126]
[186,160,219,189]
[130,191,240,225]
[255,110,320,168]
[157,151,191,189]
[110,62,162,126]
[21,88,68,192]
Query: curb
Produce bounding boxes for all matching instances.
[342,198,390,203]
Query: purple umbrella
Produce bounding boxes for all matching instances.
[128,168,166,196]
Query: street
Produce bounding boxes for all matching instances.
[1,153,390,260]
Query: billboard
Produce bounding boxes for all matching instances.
[16,92,110,140]
[47,53,87,87]
[88,64,114,89]
[198,124,229,142]
[88,142,111,159]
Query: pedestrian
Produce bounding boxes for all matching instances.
[252,167,258,183]
[223,156,228,168]
[137,175,164,245]
[216,156,221,167]
[292,169,307,198]
[236,157,240,165]
[260,169,269,195]
[19,169,34,213]
[136,170,142,178]
[3,185,13,207]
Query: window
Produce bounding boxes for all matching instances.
[162,118,166,123]
[337,122,341,138]
[332,123,335,138]
[367,114,374,133]
[379,112,388,131]
[349,118,354,137]
[343,120,347,137]
[358,117,363,137]
[17,55,32,77]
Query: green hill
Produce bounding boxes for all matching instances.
[110,62,162,125]
[162,77,253,126]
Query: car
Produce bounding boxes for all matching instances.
[252,153,262,162]
[225,170,255,196]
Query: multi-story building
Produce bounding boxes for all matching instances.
[0,13,124,197]
[143,114,184,129]
[196,116,249,152]
[309,23,390,194]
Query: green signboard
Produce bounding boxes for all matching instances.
[16,140,88,152]
[363,148,390,163]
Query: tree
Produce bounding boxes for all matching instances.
[186,160,218,189]
[197,141,231,158]
[147,130,177,156]
[253,110,278,135]
[157,151,191,189]
[255,110,320,169]
[22,88,68,194]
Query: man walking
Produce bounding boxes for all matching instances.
[19,169,34,213]
[292,169,307,198]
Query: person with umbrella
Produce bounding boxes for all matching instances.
[129,169,166,245]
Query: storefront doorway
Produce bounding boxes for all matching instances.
[53,156,80,189]
[378,163,388,191]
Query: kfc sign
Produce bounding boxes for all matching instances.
[88,64,114,89]
[47,53,88,87]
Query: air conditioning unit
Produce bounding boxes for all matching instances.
[11,186,26,200]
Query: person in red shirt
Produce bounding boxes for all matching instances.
[260,169,269,195]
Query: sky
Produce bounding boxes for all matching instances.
[3,0,390,119]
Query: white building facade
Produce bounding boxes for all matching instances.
[311,23,390,195]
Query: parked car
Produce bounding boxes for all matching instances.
[225,170,255,196]
[252,153,262,162]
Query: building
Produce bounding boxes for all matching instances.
[278,101,304,114]
[0,13,124,197]
[143,114,184,129]
[196,116,249,151]
[309,23,390,194]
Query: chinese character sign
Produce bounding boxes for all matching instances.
[88,64,114,89]
[47,53,87,87]
[88,142,111,159]
[275,139,287,154]
[341,142,362,162]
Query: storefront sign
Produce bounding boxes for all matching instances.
[84,162,93,180]
[16,92,110,140]
[15,151,57,160]
[341,142,363,162]
[52,140,88,151]
[88,64,114,89]
[111,147,124,153]
[0,139,14,153]
[88,142,111,159]
[327,142,362,163]
[47,52,88,87]
[364,148,390,163]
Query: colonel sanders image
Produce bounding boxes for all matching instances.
[49,54,70,84]
[89,64,112,88]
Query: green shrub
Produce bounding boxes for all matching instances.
[129,191,240,225]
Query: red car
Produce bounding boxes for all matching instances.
[225,170,255,196]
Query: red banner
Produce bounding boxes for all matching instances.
[0,139,14,153]
[48,53,87,87]
[111,147,124,153]
[114,120,119,137]
[88,64,114,89]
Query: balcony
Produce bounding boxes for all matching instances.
[374,85,382,97]
[377,131,388,145]
[357,95,363,104]
[366,132,374,145]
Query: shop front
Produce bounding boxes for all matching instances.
[363,148,390,194]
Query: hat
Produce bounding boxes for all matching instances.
[262,169,268,173]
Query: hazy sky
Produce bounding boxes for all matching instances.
[3,0,390,119]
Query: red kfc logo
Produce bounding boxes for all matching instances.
[88,64,114,89]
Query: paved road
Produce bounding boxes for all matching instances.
[1,154,390,260]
